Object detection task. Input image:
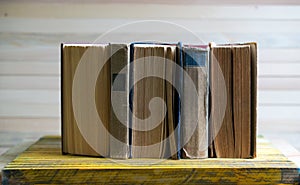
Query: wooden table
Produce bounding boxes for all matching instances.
[1,136,299,184]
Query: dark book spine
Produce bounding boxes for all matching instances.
[61,43,66,155]
[175,42,183,159]
[109,44,130,159]
[128,43,135,159]
[248,43,257,158]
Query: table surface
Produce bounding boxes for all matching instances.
[1,136,299,184]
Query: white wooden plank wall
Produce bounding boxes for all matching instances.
[0,1,299,149]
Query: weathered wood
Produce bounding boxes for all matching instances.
[1,136,299,184]
[0,141,34,183]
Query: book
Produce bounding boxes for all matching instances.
[109,43,130,159]
[181,45,208,159]
[61,41,257,159]
[130,43,178,158]
[209,43,257,158]
[61,44,110,157]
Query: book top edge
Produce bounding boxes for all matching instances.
[62,43,109,47]
[209,42,257,48]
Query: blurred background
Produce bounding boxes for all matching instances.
[0,0,299,154]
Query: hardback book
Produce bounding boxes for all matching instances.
[61,44,111,157]
[181,45,208,159]
[209,42,257,158]
[109,43,130,159]
[130,43,179,158]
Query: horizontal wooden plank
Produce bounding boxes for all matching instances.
[0,46,58,62]
[0,33,97,48]
[0,141,34,172]
[2,136,299,184]
[0,62,59,75]
[0,90,59,104]
[0,103,59,117]
[259,120,300,133]
[259,90,300,105]
[259,63,300,76]
[1,4,300,19]
[224,33,300,49]
[0,76,59,89]
[0,118,60,133]
[259,77,300,90]
[258,105,300,121]
[259,48,300,63]
[1,18,300,34]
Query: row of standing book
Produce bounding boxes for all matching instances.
[61,42,257,159]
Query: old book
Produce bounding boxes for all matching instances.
[209,45,234,158]
[209,43,256,158]
[130,43,177,158]
[61,44,110,157]
[181,45,208,159]
[109,43,130,159]
[61,41,257,159]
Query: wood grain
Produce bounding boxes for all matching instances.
[1,136,299,184]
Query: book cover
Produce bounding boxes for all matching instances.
[209,43,257,158]
[62,44,110,157]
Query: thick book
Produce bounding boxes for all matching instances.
[109,43,130,159]
[61,44,110,157]
[130,43,178,158]
[181,45,208,159]
[209,42,257,158]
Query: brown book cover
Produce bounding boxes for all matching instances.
[209,43,257,158]
[61,44,110,157]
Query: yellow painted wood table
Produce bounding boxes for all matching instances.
[1,136,299,184]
